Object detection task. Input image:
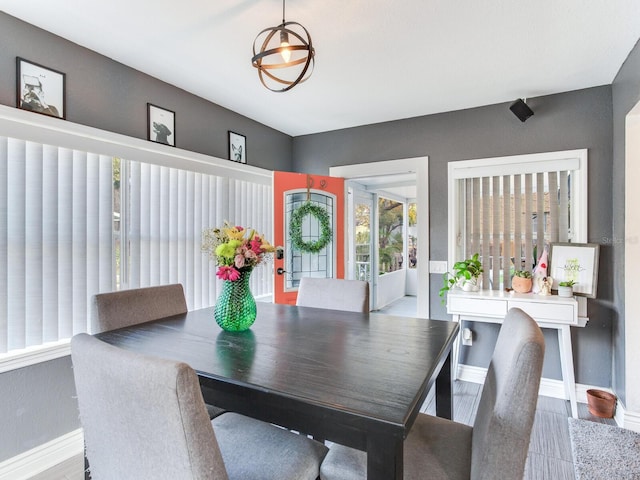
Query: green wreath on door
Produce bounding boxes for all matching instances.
[289,202,332,253]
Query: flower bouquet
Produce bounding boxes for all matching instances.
[202,222,275,281]
[202,222,274,332]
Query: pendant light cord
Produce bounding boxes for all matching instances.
[282,0,286,24]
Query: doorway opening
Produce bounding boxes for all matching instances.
[330,157,429,318]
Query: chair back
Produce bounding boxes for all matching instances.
[71,333,228,479]
[296,277,369,313]
[471,307,545,480]
[92,284,188,333]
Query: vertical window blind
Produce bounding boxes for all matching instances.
[0,135,273,354]
[449,150,587,293]
[0,137,113,352]
[124,160,273,311]
[462,171,571,290]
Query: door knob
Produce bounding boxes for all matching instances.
[277,268,286,275]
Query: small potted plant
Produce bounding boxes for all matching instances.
[439,253,483,300]
[512,270,533,293]
[557,280,576,298]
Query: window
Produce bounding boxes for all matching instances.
[0,111,272,361]
[378,196,404,274]
[448,150,587,290]
[284,191,335,288]
[408,202,417,268]
[354,198,372,281]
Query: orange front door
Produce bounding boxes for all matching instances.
[273,171,344,304]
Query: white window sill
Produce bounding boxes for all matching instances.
[0,340,71,374]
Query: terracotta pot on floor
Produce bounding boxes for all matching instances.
[586,389,617,418]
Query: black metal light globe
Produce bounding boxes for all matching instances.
[251,1,314,92]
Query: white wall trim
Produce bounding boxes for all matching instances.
[625,101,640,413]
[620,407,640,433]
[0,104,272,186]
[0,429,84,480]
[0,340,71,374]
[457,363,623,424]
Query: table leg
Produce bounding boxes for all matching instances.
[367,435,402,480]
[451,315,461,381]
[436,348,454,420]
[558,325,578,418]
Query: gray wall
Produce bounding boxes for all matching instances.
[2,358,80,460]
[293,86,615,385]
[611,37,640,406]
[0,12,292,463]
[0,12,293,171]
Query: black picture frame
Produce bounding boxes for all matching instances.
[147,103,175,146]
[16,57,66,119]
[228,131,247,163]
[549,242,600,298]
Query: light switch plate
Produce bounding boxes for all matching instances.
[429,260,448,274]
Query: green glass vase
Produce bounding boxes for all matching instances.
[214,268,257,332]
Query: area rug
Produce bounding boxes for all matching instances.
[568,417,640,479]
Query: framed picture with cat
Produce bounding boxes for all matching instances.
[228,131,247,163]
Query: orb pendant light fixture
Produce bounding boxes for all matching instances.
[251,0,315,92]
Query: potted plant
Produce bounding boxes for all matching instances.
[557,280,576,298]
[512,270,533,293]
[439,253,483,300]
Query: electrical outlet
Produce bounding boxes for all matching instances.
[429,260,448,274]
[462,328,473,346]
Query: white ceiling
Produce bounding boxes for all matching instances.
[3,1,640,138]
[349,173,418,200]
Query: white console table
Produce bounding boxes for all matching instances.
[446,289,588,418]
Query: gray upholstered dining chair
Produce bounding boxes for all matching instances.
[72,333,328,480]
[319,307,545,480]
[296,277,370,313]
[91,283,188,333]
[91,283,224,419]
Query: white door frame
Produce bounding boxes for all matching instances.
[625,100,640,424]
[330,157,429,318]
[348,186,377,309]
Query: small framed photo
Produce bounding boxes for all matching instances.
[228,131,247,163]
[549,242,600,298]
[16,57,66,119]
[147,103,175,146]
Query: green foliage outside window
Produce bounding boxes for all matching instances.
[378,197,403,274]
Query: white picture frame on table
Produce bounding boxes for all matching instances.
[549,242,600,298]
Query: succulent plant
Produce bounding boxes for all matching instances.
[514,270,532,279]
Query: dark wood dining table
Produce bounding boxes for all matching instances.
[95,302,459,480]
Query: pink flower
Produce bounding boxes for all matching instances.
[250,236,263,254]
[234,254,246,268]
[245,249,257,263]
[216,265,241,281]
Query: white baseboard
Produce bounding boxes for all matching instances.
[4,384,639,480]
[456,363,623,424]
[0,428,84,480]
[613,402,640,432]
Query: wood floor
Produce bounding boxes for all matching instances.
[36,380,615,480]
[377,295,617,479]
[422,380,617,480]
